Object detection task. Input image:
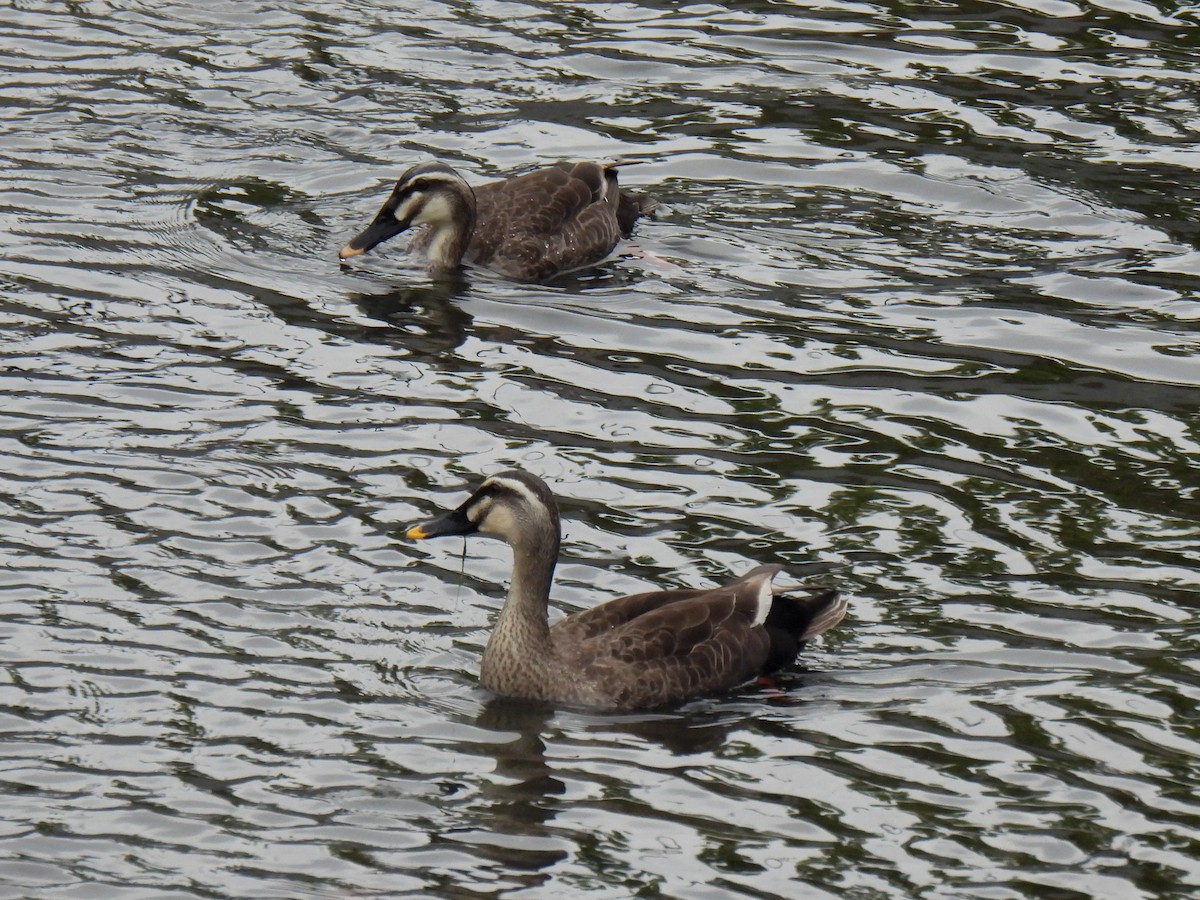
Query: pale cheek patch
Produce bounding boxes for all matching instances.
[393,195,419,223]
[467,496,493,524]
[479,505,519,541]
[413,193,455,227]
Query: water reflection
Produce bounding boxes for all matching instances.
[473,699,565,879]
[348,280,473,353]
[2,0,1198,898]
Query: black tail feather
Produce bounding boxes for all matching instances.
[762,588,845,674]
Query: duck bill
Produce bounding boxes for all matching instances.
[406,505,476,540]
[339,215,408,259]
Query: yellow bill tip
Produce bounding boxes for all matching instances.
[339,243,365,260]
[406,524,430,540]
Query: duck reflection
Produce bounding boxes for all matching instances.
[455,687,813,888]
[346,277,472,354]
[476,697,564,808]
[464,698,565,880]
[469,697,758,823]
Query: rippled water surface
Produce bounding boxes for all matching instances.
[3,1,1199,897]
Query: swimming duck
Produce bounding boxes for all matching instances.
[406,470,846,711]
[339,160,654,281]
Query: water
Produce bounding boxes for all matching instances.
[2,0,1198,897]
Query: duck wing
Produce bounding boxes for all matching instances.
[553,564,781,645]
[548,567,773,707]
[551,566,845,709]
[467,163,625,279]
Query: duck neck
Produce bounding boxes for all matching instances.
[424,191,476,273]
[480,534,558,695]
[492,540,556,650]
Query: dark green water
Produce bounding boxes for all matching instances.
[2,1,1197,897]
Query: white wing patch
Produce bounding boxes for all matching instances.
[749,575,774,627]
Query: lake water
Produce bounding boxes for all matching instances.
[2,1,1198,897]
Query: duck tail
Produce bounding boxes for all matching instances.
[602,162,658,234]
[761,586,846,674]
[616,190,657,235]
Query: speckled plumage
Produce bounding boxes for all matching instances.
[340,161,655,281]
[406,470,846,711]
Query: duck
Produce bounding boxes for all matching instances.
[405,470,846,711]
[339,160,655,281]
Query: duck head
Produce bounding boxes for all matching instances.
[339,161,477,266]
[406,470,561,552]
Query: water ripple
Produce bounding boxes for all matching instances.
[2,0,1198,898]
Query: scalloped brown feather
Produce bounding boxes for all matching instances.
[547,566,843,710]
[464,162,648,280]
